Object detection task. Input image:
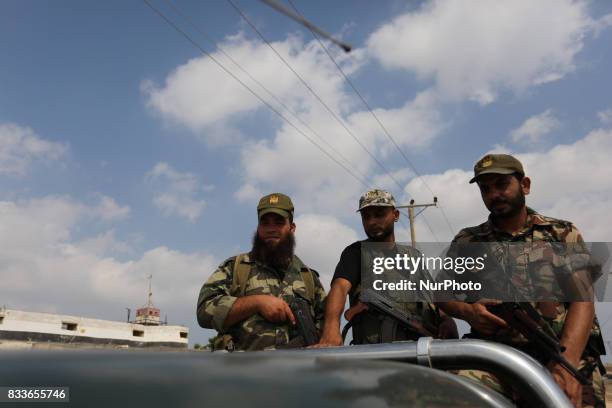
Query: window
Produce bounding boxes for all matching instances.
[61,322,77,331]
[180,332,188,339]
[132,330,144,337]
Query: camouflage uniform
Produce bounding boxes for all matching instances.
[453,207,605,408]
[197,253,326,351]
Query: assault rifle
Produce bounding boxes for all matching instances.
[353,289,437,339]
[289,297,319,346]
[487,302,592,385]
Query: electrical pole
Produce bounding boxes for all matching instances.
[396,197,438,247]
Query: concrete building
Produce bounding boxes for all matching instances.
[0,308,188,349]
[0,276,188,349]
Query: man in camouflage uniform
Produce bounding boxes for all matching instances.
[314,189,457,347]
[196,193,326,351]
[439,154,605,408]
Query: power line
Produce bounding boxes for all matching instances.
[225,0,406,191]
[142,0,370,189]
[286,0,456,239]
[227,0,440,242]
[155,0,418,233]
[145,0,413,234]
[226,0,428,238]
[161,0,372,188]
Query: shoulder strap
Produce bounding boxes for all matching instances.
[231,253,252,297]
[300,268,315,300]
[294,255,316,300]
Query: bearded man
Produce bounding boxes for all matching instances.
[197,193,326,351]
[439,154,605,408]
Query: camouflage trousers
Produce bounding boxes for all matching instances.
[458,357,605,408]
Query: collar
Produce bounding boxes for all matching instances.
[479,207,551,237]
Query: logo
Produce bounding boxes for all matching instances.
[366,190,379,199]
[480,157,493,168]
[269,195,279,204]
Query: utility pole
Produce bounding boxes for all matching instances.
[396,197,437,247]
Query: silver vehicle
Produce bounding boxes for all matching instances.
[1,338,572,407]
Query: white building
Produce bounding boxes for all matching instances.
[0,308,188,349]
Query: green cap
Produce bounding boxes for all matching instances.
[469,154,524,184]
[257,193,294,219]
[357,189,396,212]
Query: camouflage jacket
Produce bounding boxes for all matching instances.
[197,253,326,351]
[452,207,602,349]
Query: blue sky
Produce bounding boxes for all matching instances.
[2,0,612,347]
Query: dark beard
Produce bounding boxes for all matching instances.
[489,189,525,220]
[250,231,295,271]
[365,223,394,242]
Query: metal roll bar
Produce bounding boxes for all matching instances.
[285,338,572,408]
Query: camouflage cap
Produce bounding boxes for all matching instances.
[469,154,525,184]
[357,189,396,212]
[257,193,294,219]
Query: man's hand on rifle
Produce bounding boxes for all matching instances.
[257,296,296,325]
[548,361,582,408]
[465,300,509,336]
[438,314,459,339]
[344,301,368,322]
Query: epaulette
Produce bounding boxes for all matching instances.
[222,253,254,267]
[301,266,320,277]
[539,214,573,228]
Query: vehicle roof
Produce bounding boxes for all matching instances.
[2,349,513,407]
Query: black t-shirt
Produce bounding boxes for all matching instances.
[333,240,435,305]
[334,240,375,306]
[333,240,363,290]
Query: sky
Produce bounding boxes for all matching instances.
[1,0,612,348]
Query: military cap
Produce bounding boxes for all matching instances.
[357,189,396,212]
[257,193,294,219]
[469,154,525,184]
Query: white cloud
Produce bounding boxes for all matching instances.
[0,123,68,176]
[367,0,594,104]
[236,88,445,217]
[510,109,561,144]
[371,168,414,192]
[598,108,612,125]
[142,33,365,138]
[403,127,612,242]
[77,230,133,257]
[0,195,129,255]
[0,194,219,345]
[146,162,211,222]
[294,214,359,288]
[89,194,131,221]
[347,89,446,155]
[145,32,447,217]
[403,169,486,242]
